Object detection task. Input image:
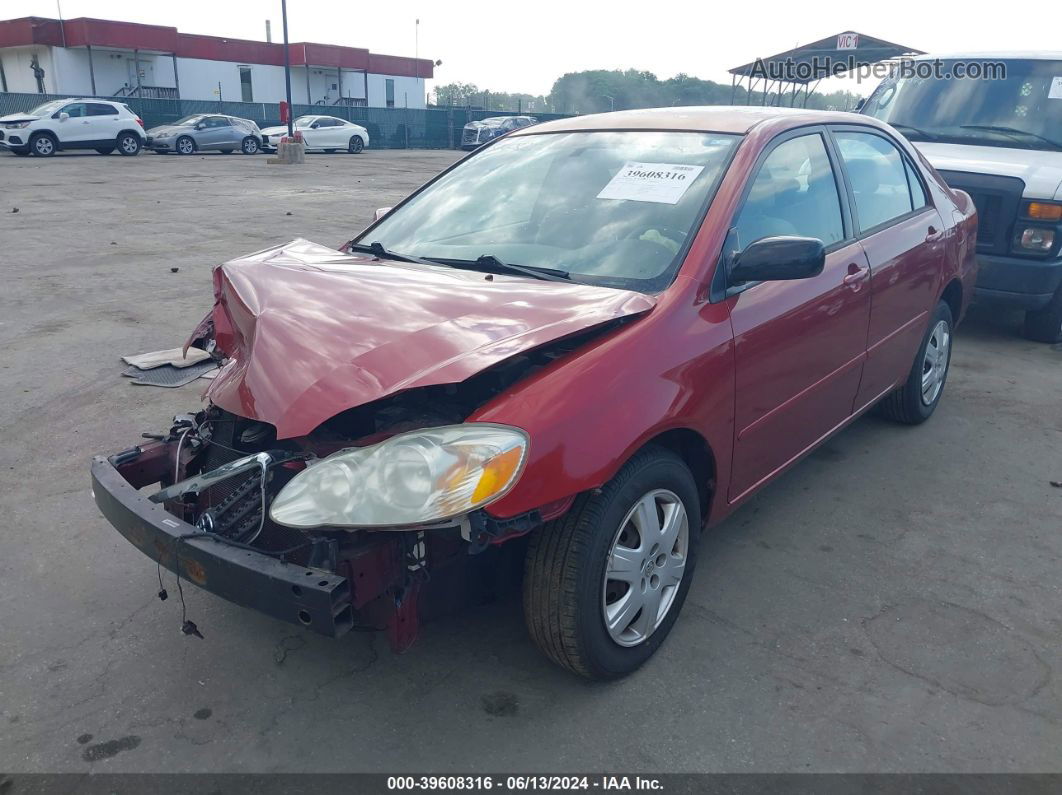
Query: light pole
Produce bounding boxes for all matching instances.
[281,0,294,137]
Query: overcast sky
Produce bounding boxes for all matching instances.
[19,0,1061,96]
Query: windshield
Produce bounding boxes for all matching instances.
[28,100,65,116]
[173,115,206,126]
[863,59,1062,151]
[358,131,740,292]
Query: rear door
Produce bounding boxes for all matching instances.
[830,126,945,410]
[85,102,121,144]
[726,128,872,501]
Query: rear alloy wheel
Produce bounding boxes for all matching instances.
[348,135,364,154]
[95,146,114,155]
[241,136,260,155]
[1022,291,1062,343]
[176,136,195,155]
[117,133,141,156]
[523,446,700,679]
[30,133,56,157]
[878,300,953,424]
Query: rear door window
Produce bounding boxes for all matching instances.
[835,131,922,232]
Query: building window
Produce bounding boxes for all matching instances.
[239,66,253,103]
[385,78,395,108]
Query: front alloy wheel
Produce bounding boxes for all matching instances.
[524,446,700,679]
[176,136,195,155]
[31,133,56,157]
[603,489,689,647]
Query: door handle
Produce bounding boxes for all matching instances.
[843,263,870,287]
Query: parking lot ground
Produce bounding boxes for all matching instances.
[0,149,1060,774]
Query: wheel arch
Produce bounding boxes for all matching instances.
[940,278,963,325]
[630,428,716,522]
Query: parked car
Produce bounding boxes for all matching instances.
[861,52,1062,342]
[91,107,975,679]
[461,115,537,149]
[145,114,263,155]
[259,116,369,153]
[0,98,144,157]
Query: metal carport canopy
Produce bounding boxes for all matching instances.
[728,31,923,106]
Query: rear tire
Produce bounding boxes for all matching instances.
[348,135,364,154]
[29,132,57,157]
[95,146,114,155]
[240,136,260,155]
[176,136,195,155]
[1022,291,1062,343]
[116,132,141,156]
[878,301,953,424]
[523,446,700,679]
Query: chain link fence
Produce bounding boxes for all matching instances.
[0,92,572,149]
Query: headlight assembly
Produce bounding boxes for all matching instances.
[269,424,529,529]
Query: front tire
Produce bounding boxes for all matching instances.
[1023,291,1062,343]
[241,137,260,155]
[30,132,57,157]
[176,136,195,155]
[116,132,141,156]
[523,446,700,679]
[878,301,953,424]
[348,135,364,154]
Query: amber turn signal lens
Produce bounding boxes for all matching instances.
[1027,202,1062,221]
[472,446,525,503]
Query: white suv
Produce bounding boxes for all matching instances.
[0,98,145,157]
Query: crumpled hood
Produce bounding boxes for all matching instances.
[0,113,41,124]
[915,142,1062,200]
[205,239,656,438]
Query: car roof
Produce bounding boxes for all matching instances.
[514,106,880,136]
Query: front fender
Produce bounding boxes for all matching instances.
[472,298,735,522]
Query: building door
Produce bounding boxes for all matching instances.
[239,67,253,103]
[127,57,155,90]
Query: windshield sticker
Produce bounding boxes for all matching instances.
[1049,77,1062,99]
[597,162,706,204]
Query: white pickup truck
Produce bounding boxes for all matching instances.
[861,52,1062,342]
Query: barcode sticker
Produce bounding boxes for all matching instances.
[597,162,706,204]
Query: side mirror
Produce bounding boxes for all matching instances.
[373,207,392,222]
[729,236,825,283]
[58,112,70,122]
[310,122,320,129]
[855,97,867,111]
[195,122,206,130]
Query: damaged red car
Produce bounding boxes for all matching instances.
[91,107,977,679]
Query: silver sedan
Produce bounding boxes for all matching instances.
[145,114,264,155]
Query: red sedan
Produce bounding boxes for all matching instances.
[92,107,977,679]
